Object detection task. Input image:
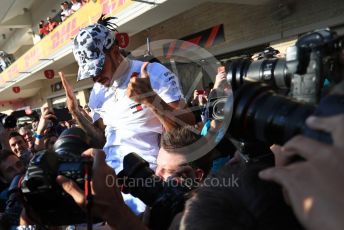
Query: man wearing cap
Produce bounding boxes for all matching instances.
[60,17,194,213]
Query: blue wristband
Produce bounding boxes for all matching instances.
[33,132,44,140]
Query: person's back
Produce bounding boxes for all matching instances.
[181,160,303,230]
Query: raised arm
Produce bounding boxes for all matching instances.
[59,71,106,148]
[127,62,195,131]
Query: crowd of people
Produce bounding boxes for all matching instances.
[38,0,86,39]
[0,14,342,230]
[0,0,87,74]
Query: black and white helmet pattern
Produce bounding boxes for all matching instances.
[73,24,115,81]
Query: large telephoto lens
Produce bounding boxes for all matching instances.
[226,58,291,91]
[228,82,315,145]
[118,152,165,206]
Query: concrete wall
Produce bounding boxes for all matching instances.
[13,45,33,59]
[125,0,344,94]
[129,0,344,56]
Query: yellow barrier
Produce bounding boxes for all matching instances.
[0,0,133,84]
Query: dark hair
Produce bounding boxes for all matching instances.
[8,132,24,141]
[161,126,201,150]
[181,161,303,230]
[161,126,213,177]
[189,153,213,178]
[97,15,119,50]
[97,14,118,32]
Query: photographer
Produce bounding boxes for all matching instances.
[0,150,25,229]
[203,29,344,230]
[34,107,58,152]
[259,115,344,230]
[180,160,303,230]
[156,126,214,183]
[54,148,148,230]
[189,90,208,127]
[202,64,231,135]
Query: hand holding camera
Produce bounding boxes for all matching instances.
[20,128,146,229]
[56,149,137,229]
[34,107,57,151]
[259,115,344,230]
[213,66,227,90]
[36,107,57,135]
[55,148,147,230]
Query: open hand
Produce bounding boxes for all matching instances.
[59,71,79,115]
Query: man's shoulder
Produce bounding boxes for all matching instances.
[130,60,176,88]
[131,60,168,74]
[92,82,106,92]
[89,82,108,101]
[146,62,169,74]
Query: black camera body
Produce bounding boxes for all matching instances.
[206,88,232,121]
[20,127,93,226]
[118,153,191,230]
[209,29,344,158]
[226,29,344,104]
[286,29,343,103]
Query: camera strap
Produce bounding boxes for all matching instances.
[84,164,93,230]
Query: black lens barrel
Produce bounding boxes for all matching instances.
[229,82,315,145]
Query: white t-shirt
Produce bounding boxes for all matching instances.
[61,9,73,21]
[89,60,184,173]
[71,2,81,12]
